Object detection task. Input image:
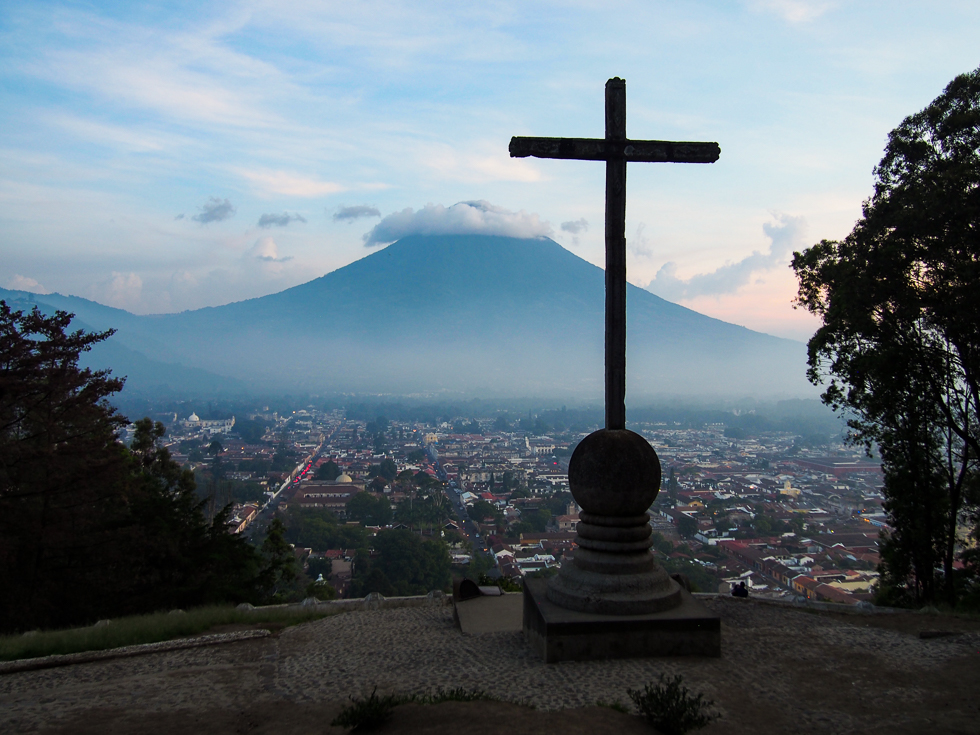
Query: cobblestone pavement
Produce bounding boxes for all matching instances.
[2,597,979,734]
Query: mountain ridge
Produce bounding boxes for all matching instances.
[1,234,813,399]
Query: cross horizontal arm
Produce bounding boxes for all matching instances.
[509,136,720,164]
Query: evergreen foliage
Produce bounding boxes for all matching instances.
[258,517,299,603]
[0,303,130,631]
[792,66,980,607]
[0,303,286,632]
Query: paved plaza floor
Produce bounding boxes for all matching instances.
[2,596,979,734]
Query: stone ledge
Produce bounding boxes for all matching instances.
[0,629,271,676]
[692,592,904,615]
[248,590,452,614]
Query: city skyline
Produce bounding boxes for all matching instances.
[2,1,978,341]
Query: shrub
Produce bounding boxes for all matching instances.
[331,688,404,731]
[330,687,492,730]
[628,674,719,735]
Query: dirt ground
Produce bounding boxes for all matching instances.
[6,599,980,735]
[36,700,653,735]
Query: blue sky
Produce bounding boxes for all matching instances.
[1,1,977,341]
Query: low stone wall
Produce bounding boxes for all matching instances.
[241,589,452,614]
[692,591,903,615]
[0,630,271,676]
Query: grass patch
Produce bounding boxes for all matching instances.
[331,687,493,731]
[0,604,338,663]
[628,674,719,735]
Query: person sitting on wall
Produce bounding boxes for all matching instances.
[734,581,749,598]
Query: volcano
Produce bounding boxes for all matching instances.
[1,234,812,399]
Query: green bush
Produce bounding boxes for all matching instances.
[331,688,404,731]
[331,687,492,731]
[628,674,719,735]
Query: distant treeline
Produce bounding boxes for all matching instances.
[114,393,840,440]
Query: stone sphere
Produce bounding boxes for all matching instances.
[568,429,661,517]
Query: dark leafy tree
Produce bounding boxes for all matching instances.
[0,305,268,630]
[316,459,341,481]
[368,458,397,482]
[352,529,450,596]
[468,499,497,522]
[508,486,530,500]
[0,303,130,631]
[677,515,699,539]
[123,418,264,612]
[233,418,267,444]
[792,66,980,607]
[413,470,438,489]
[346,491,392,526]
[259,516,299,603]
[283,508,368,550]
[306,555,333,579]
[271,441,297,472]
[650,531,673,555]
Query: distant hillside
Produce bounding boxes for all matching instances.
[0,235,814,399]
[0,291,244,396]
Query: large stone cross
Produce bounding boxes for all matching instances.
[510,80,723,639]
[510,77,719,429]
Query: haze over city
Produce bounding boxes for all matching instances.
[3,1,978,343]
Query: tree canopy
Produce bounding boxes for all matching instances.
[346,491,392,526]
[0,303,130,630]
[792,66,980,607]
[350,529,450,597]
[0,303,288,631]
[315,459,341,481]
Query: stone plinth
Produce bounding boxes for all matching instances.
[522,428,721,661]
[524,578,720,663]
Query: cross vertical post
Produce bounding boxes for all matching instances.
[509,77,719,431]
[605,78,627,431]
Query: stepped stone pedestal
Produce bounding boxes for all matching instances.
[523,429,720,662]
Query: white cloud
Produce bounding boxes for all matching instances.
[234,169,344,198]
[646,213,807,301]
[24,9,285,129]
[418,143,543,184]
[4,274,50,293]
[246,236,293,275]
[363,201,553,247]
[629,224,653,259]
[745,0,835,23]
[97,271,143,310]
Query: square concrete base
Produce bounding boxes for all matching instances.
[454,593,523,634]
[523,578,721,663]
